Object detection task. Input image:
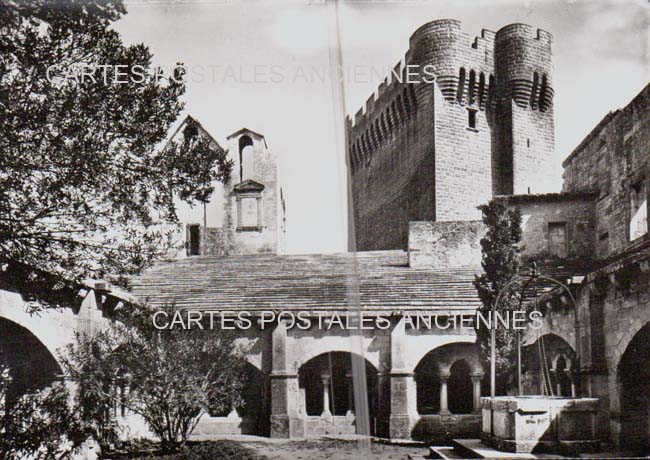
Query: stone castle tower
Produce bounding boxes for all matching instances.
[172,117,286,256]
[346,20,555,251]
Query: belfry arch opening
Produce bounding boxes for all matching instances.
[238,135,254,183]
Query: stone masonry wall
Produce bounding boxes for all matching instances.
[510,195,597,261]
[562,84,650,257]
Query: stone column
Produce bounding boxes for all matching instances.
[321,374,332,417]
[570,378,576,398]
[439,370,450,415]
[389,317,418,439]
[471,372,484,413]
[299,387,306,415]
[346,372,354,417]
[270,320,301,438]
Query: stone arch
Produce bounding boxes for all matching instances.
[616,321,650,453]
[414,342,482,415]
[0,290,76,371]
[0,316,62,405]
[522,333,576,396]
[298,351,379,422]
[292,335,381,374]
[407,335,476,374]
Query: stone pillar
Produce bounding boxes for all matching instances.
[471,372,484,413]
[270,320,301,438]
[346,372,354,417]
[570,379,576,398]
[299,387,306,415]
[439,370,450,415]
[321,374,332,417]
[389,317,418,440]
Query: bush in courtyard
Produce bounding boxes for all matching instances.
[63,304,249,451]
[0,364,91,460]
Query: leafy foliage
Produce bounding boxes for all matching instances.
[62,304,248,450]
[474,199,523,394]
[0,364,91,460]
[0,0,232,302]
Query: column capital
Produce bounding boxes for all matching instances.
[470,371,485,381]
[321,374,331,383]
[439,370,451,381]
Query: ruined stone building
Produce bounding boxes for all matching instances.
[347,20,555,251]
[170,116,287,256]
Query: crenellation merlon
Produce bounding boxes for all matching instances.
[365,94,376,114]
[495,23,553,43]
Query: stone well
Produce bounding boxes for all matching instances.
[480,396,599,455]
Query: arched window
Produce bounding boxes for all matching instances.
[468,69,476,105]
[238,135,254,182]
[456,67,466,104]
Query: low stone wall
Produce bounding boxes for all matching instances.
[412,413,481,441]
[303,415,357,437]
[190,414,258,439]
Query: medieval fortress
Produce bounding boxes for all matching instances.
[2,18,649,453]
[347,20,555,250]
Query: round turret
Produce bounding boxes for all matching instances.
[494,24,554,111]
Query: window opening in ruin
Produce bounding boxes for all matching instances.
[548,222,568,258]
[467,108,477,130]
[188,224,200,256]
[630,180,648,241]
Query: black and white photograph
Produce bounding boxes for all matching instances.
[0,0,649,458]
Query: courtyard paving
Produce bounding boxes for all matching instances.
[221,436,428,460]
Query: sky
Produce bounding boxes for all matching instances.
[115,0,649,254]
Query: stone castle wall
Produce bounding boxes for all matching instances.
[347,20,555,251]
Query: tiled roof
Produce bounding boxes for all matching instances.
[129,251,484,314]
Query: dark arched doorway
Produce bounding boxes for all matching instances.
[448,360,472,414]
[618,322,650,454]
